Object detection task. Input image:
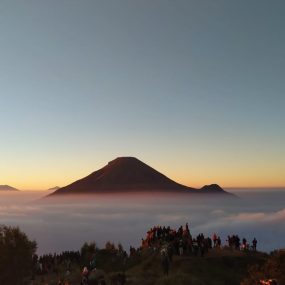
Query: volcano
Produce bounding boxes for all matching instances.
[49,157,230,196]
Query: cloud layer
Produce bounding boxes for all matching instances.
[0,190,284,254]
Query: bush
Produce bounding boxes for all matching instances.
[241,250,285,285]
[0,225,37,285]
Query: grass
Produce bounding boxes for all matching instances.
[33,248,268,285]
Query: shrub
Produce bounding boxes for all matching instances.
[241,250,285,285]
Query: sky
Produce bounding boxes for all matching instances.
[1,0,284,190]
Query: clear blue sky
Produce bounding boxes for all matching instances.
[1,0,284,189]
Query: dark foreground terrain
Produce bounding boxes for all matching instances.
[34,248,272,285]
[1,225,284,285]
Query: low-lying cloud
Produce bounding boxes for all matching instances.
[226,209,285,223]
[0,190,284,254]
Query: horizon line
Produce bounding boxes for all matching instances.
[4,185,285,192]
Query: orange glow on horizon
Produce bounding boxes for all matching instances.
[2,156,284,191]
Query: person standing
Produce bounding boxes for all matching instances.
[252,238,257,251]
[161,251,170,276]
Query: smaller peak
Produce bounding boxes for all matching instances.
[204,183,220,188]
[0,185,19,191]
[200,184,225,193]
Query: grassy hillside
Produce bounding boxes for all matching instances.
[33,248,268,285]
[126,249,267,285]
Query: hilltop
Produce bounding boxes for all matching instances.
[2,224,284,285]
[49,157,231,196]
[30,222,279,285]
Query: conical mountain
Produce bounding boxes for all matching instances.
[50,157,230,196]
[51,157,196,195]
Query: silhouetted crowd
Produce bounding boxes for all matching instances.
[33,251,81,276]
[141,223,258,259]
[141,223,213,257]
[32,248,126,285]
[227,235,257,251]
[140,223,259,280]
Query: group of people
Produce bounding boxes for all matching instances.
[141,223,208,256]
[32,249,125,285]
[33,251,80,276]
[141,224,258,263]
[140,224,260,276]
[226,235,257,251]
[142,224,258,255]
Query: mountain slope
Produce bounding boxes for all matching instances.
[49,157,230,196]
[51,157,194,195]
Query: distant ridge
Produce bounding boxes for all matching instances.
[49,157,231,196]
[0,185,19,191]
[47,186,61,191]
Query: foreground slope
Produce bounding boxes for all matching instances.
[50,157,230,196]
[33,247,268,285]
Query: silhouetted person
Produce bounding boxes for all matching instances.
[167,244,173,262]
[90,255,96,271]
[235,235,240,250]
[217,236,221,248]
[212,233,218,247]
[252,237,257,251]
[179,239,184,256]
[161,251,169,276]
[185,222,190,236]
[117,273,126,285]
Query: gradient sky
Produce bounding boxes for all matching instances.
[1,0,284,190]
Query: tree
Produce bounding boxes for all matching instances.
[105,241,116,252]
[80,241,98,267]
[0,225,37,285]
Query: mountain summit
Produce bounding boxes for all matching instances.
[50,157,229,196]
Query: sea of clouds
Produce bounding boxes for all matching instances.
[0,189,284,255]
